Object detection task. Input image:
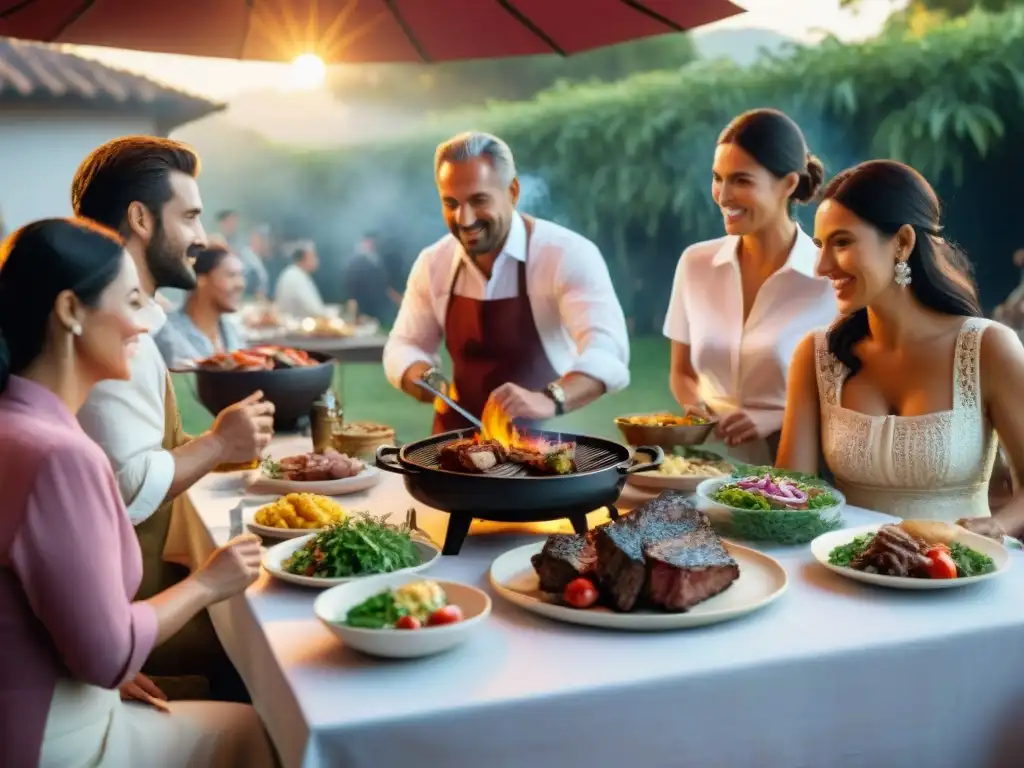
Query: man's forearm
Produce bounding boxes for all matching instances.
[557,373,606,413]
[164,432,227,501]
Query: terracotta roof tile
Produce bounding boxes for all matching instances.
[0,36,223,130]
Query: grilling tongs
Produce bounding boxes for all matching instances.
[412,378,483,430]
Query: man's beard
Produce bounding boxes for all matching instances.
[146,221,197,291]
[453,220,500,256]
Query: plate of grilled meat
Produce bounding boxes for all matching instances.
[247,450,381,496]
[812,520,1009,589]
[489,491,788,630]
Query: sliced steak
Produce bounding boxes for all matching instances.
[530,534,597,593]
[594,523,647,611]
[595,492,714,611]
[850,524,930,577]
[644,529,740,612]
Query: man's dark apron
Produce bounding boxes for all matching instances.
[432,216,559,434]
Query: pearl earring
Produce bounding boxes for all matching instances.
[894,259,911,287]
[70,323,83,337]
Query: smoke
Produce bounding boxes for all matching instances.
[183,106,869,316]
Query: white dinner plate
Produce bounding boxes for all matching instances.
[315,574,491,659]
[244,466,381,497]
[626,472,727,493]
[262,533,441,588]
[489,540,788,631]
[810,523,1010,589]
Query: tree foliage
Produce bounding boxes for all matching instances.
[311,9,1024,236]
[326,34,697,109]
[843,0,1022,12]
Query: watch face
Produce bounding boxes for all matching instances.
[546,384,565,411]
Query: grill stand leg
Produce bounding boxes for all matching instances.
[568,514,589,536]
[568,505,618,535]
[441,514,472,556]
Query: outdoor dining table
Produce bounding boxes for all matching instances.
[173,436,1024,768]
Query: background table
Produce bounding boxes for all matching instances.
[177,437,1024,768]
[246,333,386,364]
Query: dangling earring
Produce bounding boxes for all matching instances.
[70,323,83,337]
[894,259,912,287]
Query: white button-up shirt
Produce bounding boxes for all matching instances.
[663,225,837,432]
[77,299,176,525]
[274,263,326,319]
[384,213,630,393]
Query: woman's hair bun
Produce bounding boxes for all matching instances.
[792,153,825,204]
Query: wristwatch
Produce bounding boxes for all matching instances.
[544,381,566,416]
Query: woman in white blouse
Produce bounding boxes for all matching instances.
[663,109,838,465]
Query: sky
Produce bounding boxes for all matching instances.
[71,0,904,101]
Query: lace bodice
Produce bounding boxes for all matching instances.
[814,318,997,521]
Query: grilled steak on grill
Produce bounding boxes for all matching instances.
[438,439,507,473]
[508,443,577,475]
[645,529,739,611]
[594,492,707,611]
[530,534,597,592]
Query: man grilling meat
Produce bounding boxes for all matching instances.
[383,131,630,434]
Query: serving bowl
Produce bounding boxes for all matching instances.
[194,352,335,430]
[695,476,846,545]
[314,573,491,658]
[614,413,716,449]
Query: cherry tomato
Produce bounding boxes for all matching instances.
[926,547,958,579]
[426,605,464,626]
[395,615,421,630]
[563,578,599,609]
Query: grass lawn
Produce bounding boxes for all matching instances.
[174,335,676,442]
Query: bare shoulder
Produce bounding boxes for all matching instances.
[979,320,1024,376]
[793,329,821,370]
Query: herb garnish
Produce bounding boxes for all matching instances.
[261,456,282,479]
[283,512,420,578]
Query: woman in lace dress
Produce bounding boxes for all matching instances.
[777,160,1024,534]
[664,109,837,465]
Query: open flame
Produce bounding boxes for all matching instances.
[434,381,458,415]
[480,400,549,451]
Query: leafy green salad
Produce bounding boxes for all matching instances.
[283,512,420,579]
[706,468,843,545]
[344,580,464,630]
[712,471,838,511]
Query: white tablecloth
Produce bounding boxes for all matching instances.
[179,438,1024,768]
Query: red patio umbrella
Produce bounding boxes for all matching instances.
[0,0,744,64]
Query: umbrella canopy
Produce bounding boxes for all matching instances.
[0,0,744,64]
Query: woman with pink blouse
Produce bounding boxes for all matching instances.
[0,219,276,767]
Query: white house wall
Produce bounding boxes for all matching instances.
[0,107,157,230]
